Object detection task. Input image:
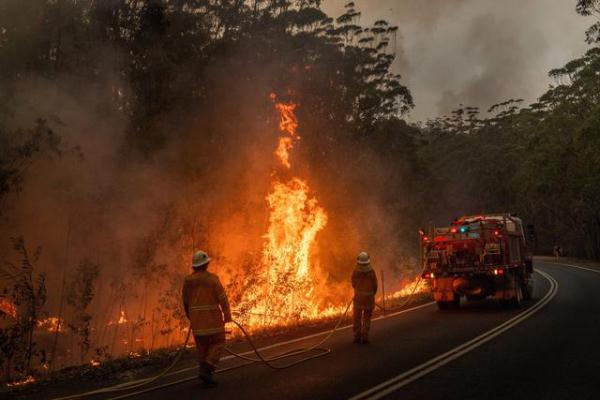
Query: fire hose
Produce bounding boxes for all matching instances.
[225,273,423,369]
[52,329,194,400]
[53,275,423,399]
[51,301,351,400]
[224,299,352,368]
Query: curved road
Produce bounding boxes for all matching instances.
[75,260,600,400]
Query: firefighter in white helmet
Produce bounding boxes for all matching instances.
[352,251,378,344]
[182,250,231,387]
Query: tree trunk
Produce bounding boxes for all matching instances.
[50,209,71,371]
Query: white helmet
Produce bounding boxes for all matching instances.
[357,251,370,265]
[192,250,211,268]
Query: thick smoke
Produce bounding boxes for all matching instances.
[0,1,422,372]
[323,0,591,120]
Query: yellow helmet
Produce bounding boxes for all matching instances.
[192,250,211,268]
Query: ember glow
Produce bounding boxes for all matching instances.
[6,375,35,387]
[37,317,64,332]
[0,297,17,319]
[238,96,332,328]
[108,310,128,326]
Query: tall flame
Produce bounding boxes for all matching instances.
[239,96,329,328]
[273,102,300,168]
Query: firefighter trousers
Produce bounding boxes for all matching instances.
[353,308,373,341]
[193,332,225,370]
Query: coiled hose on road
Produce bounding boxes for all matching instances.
[225,300,352,369]
[54,275,423,399]
[226,274,425,368]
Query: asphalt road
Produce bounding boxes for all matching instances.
[71,260,600,400]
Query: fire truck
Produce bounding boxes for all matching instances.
[420,214,534,310]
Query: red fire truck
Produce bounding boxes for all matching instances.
[420,214,534,310]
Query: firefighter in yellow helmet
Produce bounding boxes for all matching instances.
[182,250,232,387]
[352,251,378,344]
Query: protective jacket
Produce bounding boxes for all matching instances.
[182,270,232,336]
[352,267,378,310]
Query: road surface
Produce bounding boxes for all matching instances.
[60,260,600,400]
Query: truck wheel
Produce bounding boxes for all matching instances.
[451,296,461,309]
[505,276,523,308]
[437,296,460,310]
[500,276,524,308]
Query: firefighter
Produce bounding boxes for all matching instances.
[352,251,378,344]
[182,250,232,387]
[553,244,563,260]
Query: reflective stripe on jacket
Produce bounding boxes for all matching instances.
[182,270,232,336]
[352,268,378,310]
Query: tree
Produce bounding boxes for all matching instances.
[66,259,100,364]
[576,0,600,43]
[0,120,61,214]
[0,238,47,380]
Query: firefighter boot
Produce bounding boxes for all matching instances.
[198,362,217,387]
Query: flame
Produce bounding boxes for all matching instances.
[0,297,17,319]
[37,317,64,332]
[90,359,101,367]
[388,276,429,299]
[108,310,128,326]
[118,310,127,324]
[273,101,300,168]
[238,97,332,328]
[7,376,36,387]
[128,351,141,358]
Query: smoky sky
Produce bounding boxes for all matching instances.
[323,0,592,121]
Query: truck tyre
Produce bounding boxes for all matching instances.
[437,296,460,310]
[503,275,523,308]
[451,296,461,309]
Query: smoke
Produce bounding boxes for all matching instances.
[323,0,591,120]
[0,1,425,369]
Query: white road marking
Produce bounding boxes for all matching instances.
[543,261,600,274]
[55,300,436,400]
[349,269,559,400]
[153,301,436,379]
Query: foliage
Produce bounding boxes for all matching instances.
[0,238,47,380]
[420,46,600,259]
[0,120,61,213]
[576,0,600,43]
[66,259,100,364]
